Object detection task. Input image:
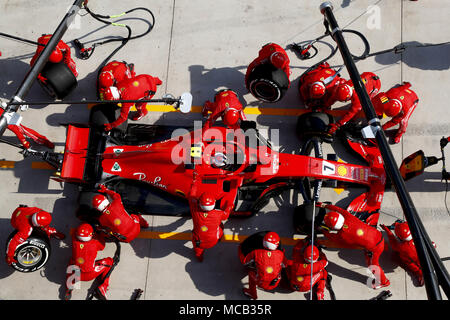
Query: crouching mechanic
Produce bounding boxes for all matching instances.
[372,82,419,144]
[6,205,65,266]
[102,74,163,131]
[65,223,114,300]
[381,221,435,286]
[202,89,247,130]
[318,203,390,289]
[0,106,54,149]
[189,192,231,262]
[30,34,78,78]
[285,239,329,300]
[91,184,149,243]
[298,62,350,110]
[241,232,286,300]
[98,60,136,99]
[328,72,381,134]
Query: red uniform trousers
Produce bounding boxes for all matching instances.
[321,204,389,287]
[31,34,78,78]
[243,248,285,298]
[6,207,57,261]
[106,74,163,130]
[202,90,246,129]
[286,240,328,298]
[191,205,229,259]
[97,188,146,243]
[376,83,419,143]
[298,62,345,109]
[382,225,423,284]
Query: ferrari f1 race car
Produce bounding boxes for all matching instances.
[24,104,386,237]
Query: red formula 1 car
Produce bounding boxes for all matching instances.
[32,106,385,227]
[15,104,387,271]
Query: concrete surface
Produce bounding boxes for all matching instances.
[0,0,449,302]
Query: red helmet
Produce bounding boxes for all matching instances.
[384,99,402,117]
[31,211,52,227]
[223,109,240,127]
[270,51,287,69]
[309,82,326,99]
[336,83,353,102]
[102,86,121,101]
[99,71,115,88]
[263,232,280,250]
[75,223,94,242]
[323,211,345,230]
[199,193,215,211]
[395,222,412,241]
[48,47,63,63]
[92,194,110,212]
[304,245,320,263]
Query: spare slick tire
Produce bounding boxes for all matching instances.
[296,111,334,144]
[6,229,51,273]
[246,63,290,103]
[39,62,78,99]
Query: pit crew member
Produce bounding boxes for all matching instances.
[202,89,246,130]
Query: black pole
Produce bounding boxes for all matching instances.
[0,0,87,137]
[319,2,444,300]
[5,98,182,106]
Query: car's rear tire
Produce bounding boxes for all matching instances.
[39,62,78,99]
[296,111,334,144]
[89,103,128,133]
[6,229,51,273]
[246,63,289,103]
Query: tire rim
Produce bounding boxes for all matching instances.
[17,246,43,267]
[251,79,281,102]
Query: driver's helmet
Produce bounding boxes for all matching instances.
[395,222,412,241]
[199,193,215,212]
[323,211,345,230]
[304,245,320,263]
[309,81,326,99]
[99,70,115,88]
[31,211,52,228]
[92,194,110,212]
[262,232,280,250]
[76,223,94,242]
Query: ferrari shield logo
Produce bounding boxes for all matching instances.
[111,162,122,172]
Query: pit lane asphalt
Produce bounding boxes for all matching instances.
[0,0,449,300]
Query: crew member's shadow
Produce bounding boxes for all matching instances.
[0,218,16,279]
[375,41,450,71]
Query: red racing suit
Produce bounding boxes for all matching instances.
[243,248,286,298]
[98,60,136,94]
[374,82,419,144]
[286,240,328,299]
[6,207,60,263]
[97,186,147,243]
[69,233,113,282]
[330,72,381,133]
[104,74,163,131]
[30,34,78,78]
[319,203,389,288]
[0,107,54,149]
[298,62,347,109]
[202,90,246,129]
[381,223,424,285]
[245,43,291,87]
